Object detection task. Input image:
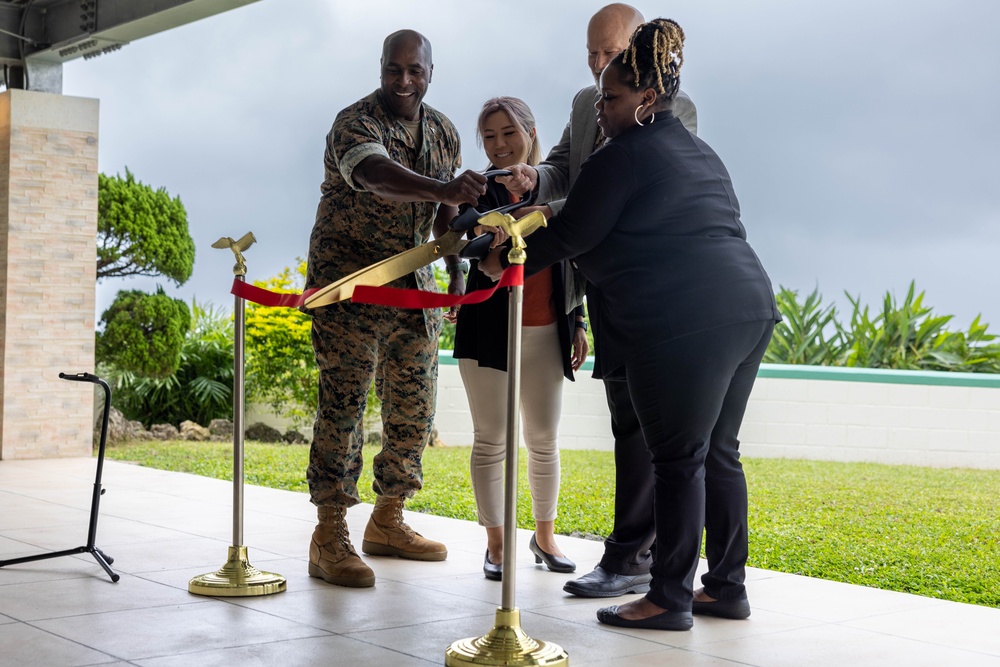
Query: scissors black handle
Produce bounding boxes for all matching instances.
[450,171,537,232]
[459,233,496,261]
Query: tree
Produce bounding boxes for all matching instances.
[97,287,191,379]
[244,261,390,430]
[97,168,195,285]
[101,301,234,427]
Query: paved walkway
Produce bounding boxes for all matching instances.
[1,458,998,666]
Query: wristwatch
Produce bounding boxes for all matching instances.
[446,261,470,277]
[575,320,588,332]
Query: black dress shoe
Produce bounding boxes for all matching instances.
[483,551,502,581]
[692,596,751,619]
[529,534,576,573]
[596,605,693,631]
[563,565,651,598]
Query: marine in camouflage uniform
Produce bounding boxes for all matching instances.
[306,87,460,508]
[303,29,486,587]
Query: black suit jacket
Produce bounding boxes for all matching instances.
[523,112,780,377]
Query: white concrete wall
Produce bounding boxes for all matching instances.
[434,359,1000,470]
[738,373,1000,469]
[434,360,615,452]
[247,356,1000,470]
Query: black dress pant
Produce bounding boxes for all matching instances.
[625,319,774,611]
[598,378,655,575]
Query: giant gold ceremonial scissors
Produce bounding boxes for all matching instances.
[304,171,546,309]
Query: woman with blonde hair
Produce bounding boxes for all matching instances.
[452,96,588,580]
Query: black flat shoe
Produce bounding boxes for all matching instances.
[596,605,693,631]
[483,550,502,581]
[692,597,751,619]
[529,534,575,573]
[563,566,651,598]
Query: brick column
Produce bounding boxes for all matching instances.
[0,90,99,459]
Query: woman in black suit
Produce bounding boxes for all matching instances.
[482,19,780,630]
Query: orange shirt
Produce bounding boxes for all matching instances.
[522,266,557,326]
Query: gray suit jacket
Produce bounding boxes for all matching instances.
[536,85,697,215]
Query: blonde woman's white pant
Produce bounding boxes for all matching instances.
[459,322,564,528]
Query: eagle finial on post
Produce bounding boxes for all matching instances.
[212,232,257,276]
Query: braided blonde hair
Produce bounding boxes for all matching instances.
[617,18,684,100]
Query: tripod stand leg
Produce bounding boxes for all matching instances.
[93,546,115,565]
[89,548,119,583]
[0,547,86,567]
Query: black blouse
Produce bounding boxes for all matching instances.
[453,178,583,380]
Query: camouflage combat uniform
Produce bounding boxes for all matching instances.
[305,89,462,508]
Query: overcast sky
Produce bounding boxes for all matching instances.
[63,0,1000,332]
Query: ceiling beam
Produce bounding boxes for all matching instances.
[1,0,260,66]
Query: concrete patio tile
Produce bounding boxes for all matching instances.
[841,599,1000,657]
[0,622,120,667]
[132,634,436,667]
[225,579,499,634]
[31,601,329,662]
[696,622,1000,667]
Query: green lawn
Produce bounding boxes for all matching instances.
[104,441,1000,608]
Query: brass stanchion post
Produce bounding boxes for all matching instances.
[446,214,568,666]
[189,233,286,597]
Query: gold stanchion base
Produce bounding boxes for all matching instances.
[188,545,286,597]
[445,608,568,666]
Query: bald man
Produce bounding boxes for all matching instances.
[502,4,698,598]
[305,30,487,588]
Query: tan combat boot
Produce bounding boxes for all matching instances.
[362,496,448,561]
[308,505,376,587]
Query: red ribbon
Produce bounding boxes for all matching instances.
[353,265,523,308]
[230,265,524,310]
[231,280,319,308]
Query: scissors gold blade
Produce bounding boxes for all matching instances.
[304,229,469,309]
[303,210,547,309]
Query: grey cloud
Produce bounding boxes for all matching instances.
[61,0,1000,330]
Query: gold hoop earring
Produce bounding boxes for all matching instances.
[634,105,654,127]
